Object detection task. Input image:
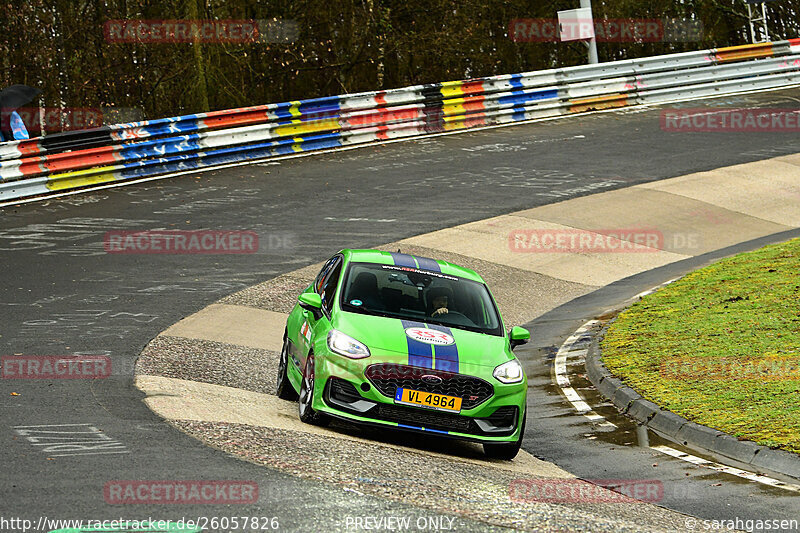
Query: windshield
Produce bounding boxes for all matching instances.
[339,262,504,336]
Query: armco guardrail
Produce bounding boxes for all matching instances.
[2,39,800,202]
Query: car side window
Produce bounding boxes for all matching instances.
[314,257,337,294]
[321,258,343,314]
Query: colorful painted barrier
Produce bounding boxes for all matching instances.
[2,38,800,202]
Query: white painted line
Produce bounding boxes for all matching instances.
[554,320,616,428]
[12,423,93,428]
[652,445,800,493]
[47,451,130,457]
[634,278,680,300]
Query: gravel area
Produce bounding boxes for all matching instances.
[174,420,689,533]
[137,335,278,395]
[218,264,321,312]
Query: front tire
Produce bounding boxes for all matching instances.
[484,412,525,460]
[276,336,299,400]
[298,354,330,426]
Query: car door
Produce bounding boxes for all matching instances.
[298,255,344,370]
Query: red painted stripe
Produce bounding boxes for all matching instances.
[344,107,421,128]
[201,109,271,130]
[17,158,47,176]
[375,92,387,106]
[460,80,484,95]
[17,140,44,157]
[42,151,118,173]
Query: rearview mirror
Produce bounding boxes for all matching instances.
[299,292,323,320]
[509,326,530,350]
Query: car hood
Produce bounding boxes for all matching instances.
[333,311,513,371]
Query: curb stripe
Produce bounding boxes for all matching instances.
[652,445,800,493]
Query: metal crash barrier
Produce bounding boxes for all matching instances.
[2,39,800,202]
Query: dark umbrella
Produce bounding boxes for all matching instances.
[0,85,42,140]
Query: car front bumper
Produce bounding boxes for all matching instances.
[309,353,527,443]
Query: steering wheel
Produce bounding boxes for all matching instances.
[433,311,475,326]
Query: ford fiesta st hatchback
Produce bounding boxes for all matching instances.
[276,249,530,459]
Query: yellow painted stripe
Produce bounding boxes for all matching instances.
[46,165,119,191]
[273,118,339,138]
[291,137,304,153]
[440,83,465,99]
[716,43,774,62]
[442,103,468,118]
[569,94,629,113]
[289,101,302,118]
[444,120,469,132]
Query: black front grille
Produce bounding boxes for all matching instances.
[330,378,361,402]
[485,406,517,426]
[377,404,473,433]
[365,364,494,409]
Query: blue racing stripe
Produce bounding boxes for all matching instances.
[428,324,459,373]
[398,423,449,435]
[401,320,433,369]
[414,255,441,272]
[390,252,417,268]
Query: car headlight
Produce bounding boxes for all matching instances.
[493,359,524,384]
[327,330,371,359]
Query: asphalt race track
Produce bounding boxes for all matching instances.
[2,89,800,531]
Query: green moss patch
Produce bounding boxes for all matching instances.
[601,238,800,453]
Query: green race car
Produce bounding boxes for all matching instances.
[277,249,530,459]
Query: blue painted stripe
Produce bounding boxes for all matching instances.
[401,320,433,369]
[414,255,440,272]
[390,252,418,269]
[428,324,459,373]
[119,135,202,160]
[118,133,343,178]
[397,423,449,435]
[498,89,558,106]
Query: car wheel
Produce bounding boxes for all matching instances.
[298,353,330,426]
[483,412,525,460]
[276,335,299,401]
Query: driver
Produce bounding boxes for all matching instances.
[427,286,454,317]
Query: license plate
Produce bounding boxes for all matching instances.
[394,388,462,413]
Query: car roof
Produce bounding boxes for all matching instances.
[339,249,485,283]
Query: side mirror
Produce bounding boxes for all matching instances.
[299,292,323,320]
[509,326,530,350]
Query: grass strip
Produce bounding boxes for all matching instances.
[602,238,800,453]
